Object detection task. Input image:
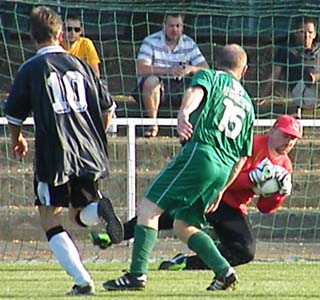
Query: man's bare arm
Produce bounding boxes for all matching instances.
[221,156,248,193]
[176,86,205,141]
[136,60,172,77]
[136,60,209,78]
[91,64,100,78]
[184,61,209,76]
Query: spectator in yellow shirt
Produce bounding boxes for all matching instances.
[61,14,101,77]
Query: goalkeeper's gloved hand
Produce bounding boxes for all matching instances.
[249,157,275,185]
[275,166,292,196]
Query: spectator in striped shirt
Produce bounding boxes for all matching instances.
[133,13,209,137]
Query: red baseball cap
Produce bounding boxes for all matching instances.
[273,115,302,138]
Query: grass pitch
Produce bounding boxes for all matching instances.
[0,261,318,299]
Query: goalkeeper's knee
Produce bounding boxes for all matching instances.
[219,243,255,267]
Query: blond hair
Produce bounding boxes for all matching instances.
[30,6,63,44]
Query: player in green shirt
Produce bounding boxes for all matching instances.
[103,44,254,292]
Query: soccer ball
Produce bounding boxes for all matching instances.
[253,178,280,196]
[291,80,318,108]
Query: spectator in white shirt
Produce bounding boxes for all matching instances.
[133,13,209,137]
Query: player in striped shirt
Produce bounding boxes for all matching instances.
[4,6,123,296]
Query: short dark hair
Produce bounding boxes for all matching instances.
[30,6,62,44]
[65,14,82,26]
[294,16,317,30]
[163,13,185,23]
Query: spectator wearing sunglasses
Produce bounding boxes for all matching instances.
[61,14,101,77]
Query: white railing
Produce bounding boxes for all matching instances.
[1,117,320,220]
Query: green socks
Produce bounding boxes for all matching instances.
[129,226,229,277]
[187,231,230,277]
[130,224,158,276]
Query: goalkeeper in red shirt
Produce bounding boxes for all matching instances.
[90,115,302,270]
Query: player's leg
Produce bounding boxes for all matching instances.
[89,216,137,249]
[141,76,161,137]
[165,142,238,288]
[90,211,174,249]
[173,219,238,291]
[102,150,193,291]
[89,214,136,249]
[170,202,255,270]
[159,212,214,270]
[103,142,225,291]
[168,146,239,290]
[69,179,123,244]
[96,191,124,243]
[161,143,238,290]
[206,202,255,267]
[159,201,256,270]
[103,197,163,290]
[166,201,256,270]
[35,181,94,295]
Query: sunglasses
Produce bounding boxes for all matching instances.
[66,27,81,33]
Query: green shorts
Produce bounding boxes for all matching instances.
[144,142,233,228]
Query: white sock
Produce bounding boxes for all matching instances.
[225,267,235,276]
[49,231,92,286]
[79,202,100,226]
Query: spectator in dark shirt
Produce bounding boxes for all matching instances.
[261,16,320,111]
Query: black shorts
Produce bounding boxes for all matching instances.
[205,201,255,252]
[34,176,99,208]
[132,76,191,108]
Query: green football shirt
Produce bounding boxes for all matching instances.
[189,69,254,164]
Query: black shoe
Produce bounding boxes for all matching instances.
[158,253,187,270]
[66,281,95,295]
[103,272,147,291]
[97,196,124,244]
[207,267,239,291]
[89,231,112,249]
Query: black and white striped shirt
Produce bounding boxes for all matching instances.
[5,45,113,186]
